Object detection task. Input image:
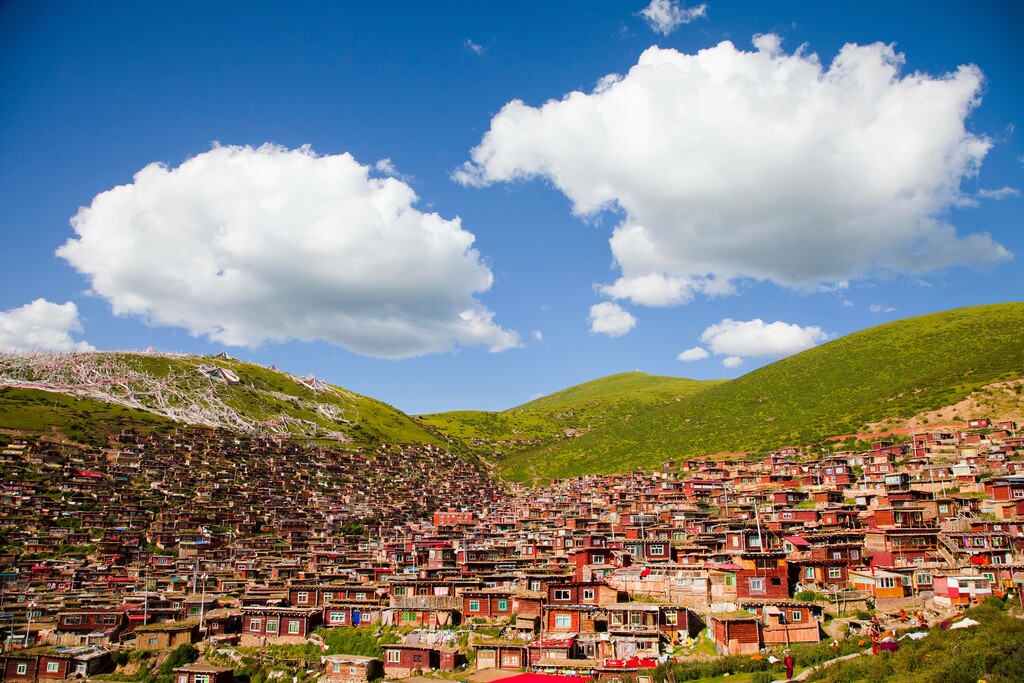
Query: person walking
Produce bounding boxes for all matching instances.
[784,653,795,680]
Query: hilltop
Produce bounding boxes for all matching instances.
[2,304,1022,477]
[418,372,721,443]
[491,302,1024,481]
[0,351,442,448]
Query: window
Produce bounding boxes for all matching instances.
[592,554,604,564]
[249,618,262,632]
[332,662,342,673]
[554,614,572,628]
[665,610,677,625]
[179,676,188,683]
[469,600,480,612]
[649,544,664,556]
[610,612,623,626]
[401,612,417,623]
[148,637,159,645]
[47,663,60,673]
[393,587,407,597]
[748,577,766,594]
[850,550,859,560]
[288,620,301,634]
[265,620,278,633]
[790,610,803,622]
[878,577,896,589]
[329,612,347,624]
[323,592,334,603]
[804,567,815,579]
[497,599,509,611]
[582,589,595,601]
[553,589,571,601]
[189,607,200,616]
[502,654,519,666]
[296,591,309,604]
[16,665,27,676]
[194,676,209,683]
[387,650,401,663]
[828,567,843,579]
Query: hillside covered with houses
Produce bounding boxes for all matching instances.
[1,415,1023,683]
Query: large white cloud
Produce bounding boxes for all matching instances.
[700,318,828,357]
[588,302,637,337]
[456,37,1011,306]
[58,144,518,358]
[0,299,94,352]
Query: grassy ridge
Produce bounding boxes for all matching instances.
[0,353,443,448]
[419,372,721,442]
[497,303,1024,481]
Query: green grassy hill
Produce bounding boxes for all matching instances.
[495,303,1024,481]
[0,351,443,448]
[418,372,721,443]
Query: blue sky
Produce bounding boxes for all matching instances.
[1,1,1021,414]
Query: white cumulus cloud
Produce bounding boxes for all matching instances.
[0,299,94,352]
[640,0,707,36]
[57,144,519,359]
[722,356,744,368]
[676,346,709,361]
[456,37,1010,306]
[700,318,828,358]
[588,302,637,337]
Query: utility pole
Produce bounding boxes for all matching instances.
[24,601,35,648]
[143,566,149,626]
[199,574,207,635]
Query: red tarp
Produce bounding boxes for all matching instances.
[497,675,593,683]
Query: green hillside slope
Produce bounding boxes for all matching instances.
[497,303,1024,481]
[418,372,722,443]
[0,351,442,447]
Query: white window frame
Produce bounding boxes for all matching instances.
[554,613,572,628]
[790,610,803,622]
[329,611,347,624]
[47,663,60,673]
[287,620,301,634]
[249,618,262,632]
[16,664,28,676]
[386,650,401,663]
[582,589,595,601]
[265,620,278,633]
[553,589,571,601]
[748,577,766,594]
[469,600,481,612]
[296,591,309,604]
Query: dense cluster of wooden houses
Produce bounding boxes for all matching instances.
[1,418,1023,682]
